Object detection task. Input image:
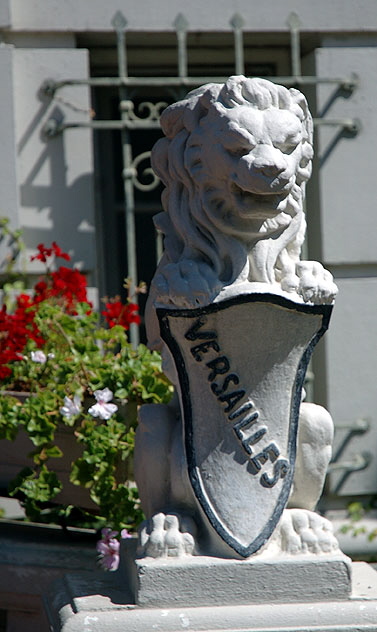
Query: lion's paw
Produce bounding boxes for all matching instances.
[295,261,338,305]
[153,260,222,308]
[137,512,197,558]
[278,509,339,555]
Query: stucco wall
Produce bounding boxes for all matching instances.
[4,0,377,33]
[0,45,96,277]
[308,46,377,497]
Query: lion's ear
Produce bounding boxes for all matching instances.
[160,102,190,137]
[161,83,222,137]
[160,100,204,136]
[289,88,313,144]
[151,137,170,183]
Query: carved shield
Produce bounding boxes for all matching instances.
[157,293,332,558]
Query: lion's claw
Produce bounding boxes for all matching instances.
[296,261,337,304]
[137,513,197,558]
[278,509,339,555]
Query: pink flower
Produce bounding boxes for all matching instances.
[96,527,132,571]
[120,528,132,539]
[96,528,120,571]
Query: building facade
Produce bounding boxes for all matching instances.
[0,0,377,551]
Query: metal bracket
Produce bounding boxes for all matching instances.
[335,418,370,433]
[313,117,361,135]
[328,418,371,485]
[328,452,372,473]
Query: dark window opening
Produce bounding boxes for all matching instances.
[0,609,7,632]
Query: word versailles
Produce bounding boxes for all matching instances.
[185,316,290,489]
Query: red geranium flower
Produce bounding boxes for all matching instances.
[51,241,70,261]
[30,242,70,263]
[102,300,140,330]
[0,241,140,380]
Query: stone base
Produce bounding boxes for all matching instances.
[130,553,352,607]
[45,560,377,632]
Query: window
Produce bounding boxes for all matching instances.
[81,29,291,340]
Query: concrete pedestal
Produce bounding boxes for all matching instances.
[45,556,377,632]
[130,553,352,607]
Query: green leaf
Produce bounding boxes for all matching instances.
[348,501,365,522]
[113,388,128,399]
[70,458,95,487]
[44,445,64,459]
[9,465,62,501]
[368,529,377,542]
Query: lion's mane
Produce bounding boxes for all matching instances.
[151,76,313,291]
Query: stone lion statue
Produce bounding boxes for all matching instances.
[136,77,339,559]
[146,75,337,350]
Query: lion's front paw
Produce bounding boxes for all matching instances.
[153,260,222,308]
[296,261,338,304]
[137,512,197,558]
[279,509,339,555]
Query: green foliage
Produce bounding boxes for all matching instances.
[0,226,172,533]
[0,217,27,284]
[8,465,62,502]
[347,501,365,523]
[339,500,377,543]
[0,299,172,532]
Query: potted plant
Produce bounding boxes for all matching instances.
[0,229,172,546]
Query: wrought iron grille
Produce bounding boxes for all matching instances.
[41,11,358,347]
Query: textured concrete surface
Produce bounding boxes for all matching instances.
[131,553,352,607]
[46,561,377,632]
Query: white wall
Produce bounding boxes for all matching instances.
[311,46,377,497]
[0,46,19,228]
[0,45,96,278]
[5,0,377,33]
[0,1,10,28]
[315,48,377,265]
[327,279,377,495]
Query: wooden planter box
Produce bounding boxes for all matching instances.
[0,424,96,509]
[0,393,134,511]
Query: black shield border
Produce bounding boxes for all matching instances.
[157,292,332,557]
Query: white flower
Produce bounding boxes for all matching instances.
[60,395,82,419]
[88,388,118,421]
[30,350,47,364]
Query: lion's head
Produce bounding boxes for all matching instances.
[152,77,313,290]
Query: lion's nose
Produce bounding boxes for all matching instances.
[248,146,287,177]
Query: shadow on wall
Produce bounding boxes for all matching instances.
[18,104,95,272]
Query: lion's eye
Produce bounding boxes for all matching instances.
[227,140,256,158]
[227,147,249,158]
[274,141,298,155]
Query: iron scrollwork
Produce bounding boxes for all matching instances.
[130,151,160,192]
[120,100,168,122]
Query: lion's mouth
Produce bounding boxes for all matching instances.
[230,183,289,214]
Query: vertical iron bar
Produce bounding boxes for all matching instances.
[230,14,245,76]
[174,14,189,80]
[287,12,302,78]
[112,12,139,347]
[114,12,127,79]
